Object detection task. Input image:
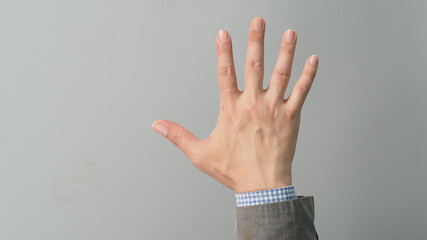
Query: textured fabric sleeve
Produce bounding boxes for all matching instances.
[235,185,297,207]
[234,196,318,240]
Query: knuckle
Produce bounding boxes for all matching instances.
[291,107,302,118]
[249,32,264,43]
[219,66,235,78]
[246,93,259,108]
[265,94,280,111]
[272,69,291,82]
[283,42,296,52]
[218,40,232,49]
[242,94,262,121]
[247,59,263,71]
[284,106,300,120]
[298,84,311,95]
[170,131,183,147]
[220,100,236,112]
[267,101,279,119]
[220,104,238,122]
[302,69,316,79]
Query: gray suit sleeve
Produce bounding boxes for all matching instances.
[234,196,318,240]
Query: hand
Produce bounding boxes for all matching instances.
[152,17,318,193]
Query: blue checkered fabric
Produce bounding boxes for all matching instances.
[235,185,297,207]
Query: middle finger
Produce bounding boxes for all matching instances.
[244,17,265,95]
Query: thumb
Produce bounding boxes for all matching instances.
[151,119,204,163]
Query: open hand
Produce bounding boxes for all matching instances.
[152,17,318,193]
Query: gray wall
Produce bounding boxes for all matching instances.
[1,0,426,239]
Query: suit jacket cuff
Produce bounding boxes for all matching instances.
[234,196,318,240]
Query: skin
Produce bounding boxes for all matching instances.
[152,17,318,193]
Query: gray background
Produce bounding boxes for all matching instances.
[1,0,426,239]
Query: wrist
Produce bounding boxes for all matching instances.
[233,172,292,193]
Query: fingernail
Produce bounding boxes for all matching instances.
[252,18,264,31]
[309,55,318,66]
[218,30,229,43]
[152,121,167,137]
[284,29,295,42]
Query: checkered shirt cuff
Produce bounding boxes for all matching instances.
[235,185,297,207]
